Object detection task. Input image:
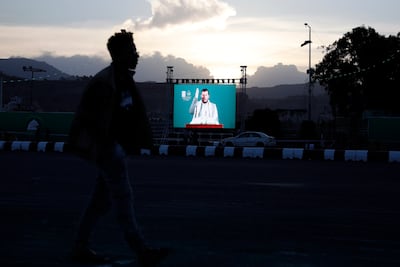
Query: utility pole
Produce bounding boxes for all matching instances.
[22,66,46,109]
[301,23,312,121]
[162,66,174,144]
[0,72,3,111]
[166,66,174,123]
[240,65,247,132]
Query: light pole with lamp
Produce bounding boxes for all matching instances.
[22,66,46,109]
[162,66,174,144]
[240,65,247,132]
[166,66,174,124]
[0,72,3,111]
[301,23,312,121]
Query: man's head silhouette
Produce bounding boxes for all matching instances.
[107,29,139,70]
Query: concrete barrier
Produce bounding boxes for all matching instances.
[204,146,216,157]
[223,147,235,157]
[243,147,264,159]
[37,141,48,152]
[1,140,400,163]
[389,151,400,163]
[54,142,64,152]
[344,150,368,162]
[186,145,197,156]
[159,145,169,155]
[11,141,31,151]
[282,148,304,159]
[324,149,335,160]
[0,140,5,150]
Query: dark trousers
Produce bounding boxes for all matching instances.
[75,143,145,251]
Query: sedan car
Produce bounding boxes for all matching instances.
[219,131,277,147]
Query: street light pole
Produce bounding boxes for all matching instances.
[0,73,3,111]
[166,66,174,124]
[301,23,312,121]
[240,65,247,132]
[162,66,174,144]
[22,66,46,109]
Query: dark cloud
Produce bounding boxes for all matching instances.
[248,63,308,87]
[32,53,308,87]
[35,53,109,77]
[33,52,212,82]
[136,51,212,81]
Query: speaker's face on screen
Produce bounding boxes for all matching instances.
[201,90,210,103]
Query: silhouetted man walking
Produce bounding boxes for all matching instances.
[68,29,169,267]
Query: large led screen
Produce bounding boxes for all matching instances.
[173,83,236,129]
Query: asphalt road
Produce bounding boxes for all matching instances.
[1,151,400,266]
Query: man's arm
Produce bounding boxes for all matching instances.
[189,88,199,114]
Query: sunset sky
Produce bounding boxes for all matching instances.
[1,0,399,78]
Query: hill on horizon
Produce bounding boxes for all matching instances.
[0,56,331,121]
[1,57,310,88]
[247,83,326,99]
[0,58,71,80]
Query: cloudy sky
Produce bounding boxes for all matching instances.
[1,0,399,84]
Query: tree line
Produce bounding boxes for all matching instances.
[315,25,400,118]
[246,25,400,141]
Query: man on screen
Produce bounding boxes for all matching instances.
[189,88,219,124]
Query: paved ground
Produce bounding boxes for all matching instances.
[1,151,400,266]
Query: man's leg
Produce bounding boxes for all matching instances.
[97,143,146,250]
[71,174,113,263]
[99,143,170,266]
[75,175,112,246]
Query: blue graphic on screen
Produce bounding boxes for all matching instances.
[173,84,236,129]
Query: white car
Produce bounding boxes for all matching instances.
[219,131,277,147]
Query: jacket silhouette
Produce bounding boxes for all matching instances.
[69,64,153,160]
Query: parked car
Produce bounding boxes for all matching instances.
[219,131,277,147]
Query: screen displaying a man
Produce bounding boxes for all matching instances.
[189,88,219,125]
